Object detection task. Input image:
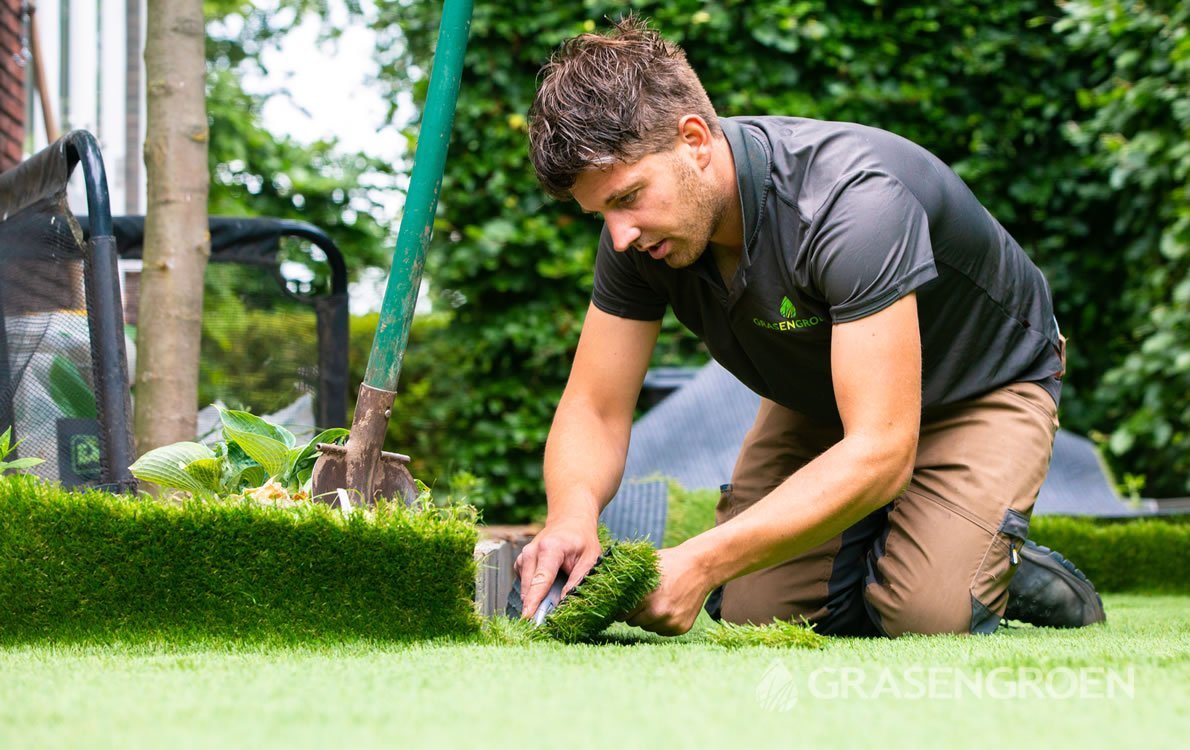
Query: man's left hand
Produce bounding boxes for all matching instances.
[619,546,714,636]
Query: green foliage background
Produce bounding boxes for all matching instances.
[361,0,1186,521]
[197,1,1186,520]
[204,1,395,275]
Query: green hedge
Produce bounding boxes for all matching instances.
[0,476,481,643]
[369,0,1187,521]
[665,483,1190,593]
[1028,516,1190,595]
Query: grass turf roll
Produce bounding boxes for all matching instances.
[0,475,481,643]
[539,539,661,643]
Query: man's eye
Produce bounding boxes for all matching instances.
[620,191,638,206]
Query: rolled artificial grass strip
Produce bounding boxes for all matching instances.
[0,475,481,643]
[538,539,661,643]
[706,618,828,650]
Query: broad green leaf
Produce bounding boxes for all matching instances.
[281,428,350,487]
[130,442,216,494]
[49,356,98,419]
[184,458,225,493]
[216,405,297,448]
[229,464,269,491]
[217,406,292,475]
[0,456,45,473]
[220,440,259,486]
[226,431,289,477]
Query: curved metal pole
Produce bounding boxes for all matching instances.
[66,130,135,488]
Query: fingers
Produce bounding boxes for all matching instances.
[619,602,647,626]
[560,550,601,599]
[518,546,564,620]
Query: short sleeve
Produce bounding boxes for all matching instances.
[590,225,667,321]
[808,171,939,323]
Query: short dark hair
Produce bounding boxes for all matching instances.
[528,15,721,200]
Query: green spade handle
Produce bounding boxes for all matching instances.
[364,0,473,390]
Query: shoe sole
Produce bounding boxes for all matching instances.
[1018,542,1107,626]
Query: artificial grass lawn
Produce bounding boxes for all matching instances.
[0,594,1185,749]
[0,476,480,643]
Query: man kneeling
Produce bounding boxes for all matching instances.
[514,16,1105,638]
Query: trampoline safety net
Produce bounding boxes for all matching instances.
[0,146,116,486]
[198,246,326,423]
[102,216,351,438]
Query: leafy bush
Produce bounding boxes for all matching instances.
[1029,515,1190,594]
[130,405,347,498]
[368,0,1186,519]
[205,24,395,276]
[0,474,480,643]
[1055,0,1189,495]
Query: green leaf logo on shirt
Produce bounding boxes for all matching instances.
[754,296,825,333]
[779,296,796,319]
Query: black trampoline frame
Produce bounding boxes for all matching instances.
[79,216,351,432]
[0,130,135,491]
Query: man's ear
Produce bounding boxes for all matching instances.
[677,115,714,167]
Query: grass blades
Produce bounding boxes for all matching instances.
[0,595,1184,749]
[0,475,480,643]
[706,617,828,650]
[538,539,662,643]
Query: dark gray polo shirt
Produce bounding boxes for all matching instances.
[591,116,1064,422]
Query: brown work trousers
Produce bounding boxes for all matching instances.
[712,380,1060,637]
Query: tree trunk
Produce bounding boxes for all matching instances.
[135,0,209,456]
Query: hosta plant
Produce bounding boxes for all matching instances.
[0,427,45,476]
[129,405,348,499]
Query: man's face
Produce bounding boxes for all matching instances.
[571,147,726,269]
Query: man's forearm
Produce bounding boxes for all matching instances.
[542,395,632,527]
[684,434,914,589]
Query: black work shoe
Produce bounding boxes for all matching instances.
[1004,540,1106,628]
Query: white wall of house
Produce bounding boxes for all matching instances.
[27,0,145,216]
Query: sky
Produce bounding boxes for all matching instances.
[247,3,409,171]
[237,0,419,314]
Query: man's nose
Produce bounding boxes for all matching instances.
[606,214,641,253]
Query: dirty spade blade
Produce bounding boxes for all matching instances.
[311,382,419,506]
[310,442,419,506]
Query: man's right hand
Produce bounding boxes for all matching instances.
[514,517,603,620]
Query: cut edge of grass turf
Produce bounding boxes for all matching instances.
[0,474,482,644]
[539,537,662,643]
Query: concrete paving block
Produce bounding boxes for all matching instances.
[473,539,514,617]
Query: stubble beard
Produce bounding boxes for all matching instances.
[663,156,728,269]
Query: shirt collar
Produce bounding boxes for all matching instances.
[720,117,771,253]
